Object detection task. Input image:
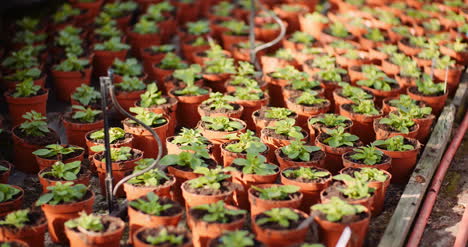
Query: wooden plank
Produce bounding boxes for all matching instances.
[378,105,456,247]
[451,70,468,122]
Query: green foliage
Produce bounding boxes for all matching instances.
[256,207,300,228]
[202,116,244,132]
[252,185,300,200]
[0,185,21,203]
[311,197,366,222]
[1,47,39,70]
[112,58,142,77]
[129,107,167,127]
[127,159,169,186]
[416,75,445,95]
[339,83,372,102]
[434,55,456,69]
[90,127,126,144]
[281,141,321,162]
[71,84,101,106]
[311,55,336,70]
[350,146,383,165]
[351,100,380,115]
[364,28,385,42]
[159,52,187,70]
[94,37,130,51]
[315,67,347,82]
[398,105,432,119]
[379,112,415,133]
[116,76,146,92]
[16,17,40,30]
[372,135,414,152]
[225,130,266,153]
[72,105,101,123]
[65,212,104,232]
[264,107,293,119]
[32,144,83,158]
[171,128,210,146]
[290,76,320,91]
[173,64,202,84]
[202,92,236,110]
[399,61,421,78]
[283,167,330,181]
[295,91,328,105]
[13,30,46,45]
[223,20,249,35]
[232,86,264,100]
[103,1,137,18]
[40,161,81,181]
[129,192,172,215]
[133,17,158,34]
[304,12,328,23]
[274,49,294,61]
[357,74,397,91]
[187,20,210,35]
[188,167,231,190]
[389,53,411,66]
[146,228,184,245]
[232,153,277,175]
[192,201,246,223]
[290,31,314,44]
[267,119,304,140]
[332,174,374,199]
[4,67,41,82]
[91,146,133,162]
[329,22,350,38]
[309,114,349,128]
[0,209,29,229]
[270,66,301,81]
[19,111,50,137]
[54,55,89,72]
[218,230,255,247]
[160,145,211,170]
[94,24,122,39]
[206,40,227,59]
[213,1,234,16]
[12,79,40,98]
[323,127,359,148]
[148,44,175,53]
[378,44,398,55]
[53,4,80,23]
[36,182,87,206]
[389,95,417,109]
[139,83,167,107]
[448,39,467,52]
[204,57,237,74]
[352,167,388,183]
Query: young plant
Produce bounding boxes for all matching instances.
[399,61,421,78]
[289,31,315,44]
[204,57,237,74]
[71,84,101,106]
[201,116,244,132]
[192,201,246,223]
[309,114,349,128]
[378,112,415,133]
[322,127,359,148]
[232,86,264,100]
[399,105,432,119]
[389,95,417,110]
[223,20,249,36]
[349,146,384,165]
[415,75,445,95]
[186,20,210,35]
[364,28,385,42]
[202,92,236,110]
[11,79,40,98]
[232,153,277,175]
[145,228,184,245]
[65,212,104,232]
[378,44,398,55]
[251,185,300,200]
[280,141,321,162]
[128,107,167,127]
[173,65,209,96]
[16,17,40,30]
[353,167,388,183]
[133,17,159,34]
[218,230,256,247]
[339,83,373,102]
[116,76,146,92]
[139,83,167,107]
[90,127,126,144]
[112,58,142,77]
[295,92,328,106]
[332,174,374,199]
[283,167,330,181]
[129,192,172,215]
[127,159,170,186]
[32,144,83,159]
[0,209,30,228]
[36,182,87,206]
[288,75,320,91]
[264,107,293,119]
[54,55,89,72]
[311,197,366,222]
[188,167,231,191]
[102,1,137,18]
[91,146,133,162]
[351,100,380,115]
[171,128,210,147]
[357,74,397,91]
[372,135,414,152]
[328,22,350,38]
[315,67,348,82]
[4,67,41,82]
[1,47,39,70]
[270,66,302,81]
[19,111,50,137]
[0,185,21,203]
[256,207,299,228]
[159,145,211,170]
[273,49,294,61]
[266,119,304,140]
[94,37,130,51]
[147,44,175,53]
[71,105,102,123]
[94,24,122,39]
[40,161,81,181]
[159,52,187,70]
[225,130,266,153]
[53,3,80,23]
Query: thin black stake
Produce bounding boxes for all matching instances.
[249,0,257,65]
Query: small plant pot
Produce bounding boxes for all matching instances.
[220,141,271,167]
[284,96,331,129]
[395,74,418,91]
[165,136,215,155]
[41,191,95,243]
[307,113,353,142]
[440,45,468,65]
[122,118,169,159]
[127,30,161,57]
[423,65,463,95]
[381,59,400,76]
[65,215,125,247]
[128,196,183,244]
[0,161,12,184]
[339,104,382,144]
[261,56,300,77]
[197,103,244,119]
[187,204,246,247]
[315,133,360,174]
[248,184,303,217]
[252,208,309,247]
[262,73,291,107]
[51,67,92,102]
[151,66,176,86]
[175,1,200,24]
[2,74,47,92]
[93,49,128,78]
[359,85,401,108]
[169,87,211,128]
[38,167,91,193]
[342,151,392,171]
[71,0,103,18]
[252,108,299,136]
[273,5,309,33]
[298,14,326,38]
[62,113,104,149]
[181,179,236,209]
[407,86,448,116]
[375,138,421,184]
[221,33,249,52]
[93,150,143,197]
[0,185,24,217]
[123,175,175,201]
[232,94,270,131]
[167,165,202,206]
[85,131,134,156]
[373,117,420,140]
[274,147,326,171]
[0,209,47,247]
[5,89,49,127]
[202,73,232,93]
[34,145,85,171]
[115,89,146,113]
[136,96,178,136]
[332,88,375,115]
[320,183,375,213]
[280,167,331,213]
[413,114,436,143]
[181,41,209,63]
[312,207,370,247]
[12,127,59,174]
[397,39,423,56]
[260,128,309,164]
[133,226,193,247]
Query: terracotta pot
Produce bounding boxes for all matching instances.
[93,49,128,78]
[375,138,421,184]
[202,73,232,93]
[261,56,300,75]
[273,5,309,33]
[123,175,175,201]
[41,191,94,243]
[340,104,382,144]
[188,205,245,247]
[71,0,103,18]
[175,1,199,24]
[12,127,58,174]
[373,117,420,140]
[252,108,298,135]
[423,65,463,95]
[395,74,418,92]
[62,114,104,148]
[317,80,342,113]
[260,128,309,164]
[123,119,169,159]
[381,59,400,76]
[315,133,358,175]
[413,114,435,143]
[181,41,209,63]
[220,141,270,168]
[65,215,124,247]
[342,151,391,171]
[307,113,353,142]
[51,67,92,102]
[198,103,243,119]
[397,40,422,56]
[313,208,370,247]
[5,89,48,127]
[0,211,47,247]
[128,197,183,243]
[298,14,326,38]
[136,96,178,136]
[253,208,309,247]
[0,161,12,184]
[275,148,326,171]
[38,167,91,193]
[34,145,85,171]
[167,165,202,205]
[359,84,401,108]
[285,97,331,129]
[255,24,283,44]
[141,49,167,78]
[407,87,448,116]
[169,87,211,128]
[332,89,375,115]
[85,130,134,156]
[232,94,269,131]
[281,167,331,213]
[221,33,249,52]
[115,89,146,113]
[0,186,24,217]
[229,165,279,210]
[320,184,375,214]
[133,227,193,247]
[181,180,235,209]
[93,150,143,197]
[262,73,291,107]
[248,184,303,217]
[127,30,161,57]
[440,45,468,65]
[151,66,176,88]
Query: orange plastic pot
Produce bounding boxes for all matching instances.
[0,186,24,217]
[274,148,326,170]
[340,104,382,144]
[64,215,124,247]
[85,131,134,156]
[151,66,175,86]
[169,87,211,128]
[0,211,47,247]
[407,87,448,116]
[165,136,214,155]
[175,1,199,24]
[5,89,48,126]
[115,90,145,113]
[298,14,326,38]
[221,33,249,52]
[93,49,128,77]
[252,208,309,247]
[202,73,232,93]
[398,40,422,56]
[181,180,235,209]
[181,41,209,63]
[260,128,309,164]
[373,117,420,140]
[127,30,161,57]
[413,114,435,143]
[231,95,269,131]
[198,103,243,119]
[281,168,331,213]
[123,119,169,159]
[133,227,193,247]
[167,166,202,205]
[38,167,91,193]
[315,134,358,175]
[41,191,94,243]
[136,96,178,136]
[248,184,303,217]
[342,151,391,171]
[285,97,331,129]
[123,175,175,201]
[252,108,298,135]
[307,114,353,143]
[62,114,104,148]
[51,67,92,102]
[424,65,463,95]
[220,142,271,168]
[359,85,401,108]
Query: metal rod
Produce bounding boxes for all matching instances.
[249,0,257,65]
[253,1,286,55]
